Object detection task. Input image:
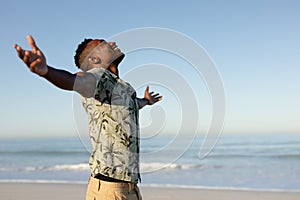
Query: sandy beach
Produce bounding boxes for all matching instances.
[1,182,300,200]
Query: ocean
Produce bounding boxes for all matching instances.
[0,133,299,191]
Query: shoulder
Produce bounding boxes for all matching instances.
[88,68,117,84]
[73,71,97,98]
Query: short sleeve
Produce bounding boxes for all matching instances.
[87,68,117,104]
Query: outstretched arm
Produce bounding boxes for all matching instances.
[137,85,162,109]
[14,35,96,97]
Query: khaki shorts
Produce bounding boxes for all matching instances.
[86,176,142,200]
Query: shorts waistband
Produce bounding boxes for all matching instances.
[89,176,137,191]
[94,173,129,183]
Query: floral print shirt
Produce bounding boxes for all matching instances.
[81,68,140,183]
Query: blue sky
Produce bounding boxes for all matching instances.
[0,0,299,138]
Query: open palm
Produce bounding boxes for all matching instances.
[144,85,162,105]
[14,35,48,76]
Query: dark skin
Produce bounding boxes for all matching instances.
[14,35,162,108]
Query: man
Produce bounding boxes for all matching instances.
[14,35,162,200]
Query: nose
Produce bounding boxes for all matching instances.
[108,42,116,46]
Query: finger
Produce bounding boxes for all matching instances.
[23,51,31,66]
[155,96,163,101]
[27,35,38,52]
[14,44,24,58]
[152,93,160,98]
[145,85,149,93]
[29,58,41,72]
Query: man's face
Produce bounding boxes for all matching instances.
[88,40,124,69]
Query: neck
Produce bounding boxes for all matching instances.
[108,54,124,77]
[108,64,119,77]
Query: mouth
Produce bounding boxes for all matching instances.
[112,45,119,51]
[113,47,120,51]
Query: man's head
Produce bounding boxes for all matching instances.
[74,39,125,71]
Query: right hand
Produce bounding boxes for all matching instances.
[14,35,48,76]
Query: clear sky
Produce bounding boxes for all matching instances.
[0,0,299,138]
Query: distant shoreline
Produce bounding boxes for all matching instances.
[1,179,300,193]
[1,182,300,200]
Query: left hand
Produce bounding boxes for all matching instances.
[144,85,162,105]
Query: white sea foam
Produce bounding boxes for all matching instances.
[18,162,203,172]
[140,162,202,172]
[46,163,90,171]
[0,179,86,184]
[23,163,90,172]
[139,184,300,193]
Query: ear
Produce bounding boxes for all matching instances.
[88,56,101,65]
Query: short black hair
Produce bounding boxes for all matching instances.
[74,38,93,68]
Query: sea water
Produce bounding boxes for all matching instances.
[0,133,299,191]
